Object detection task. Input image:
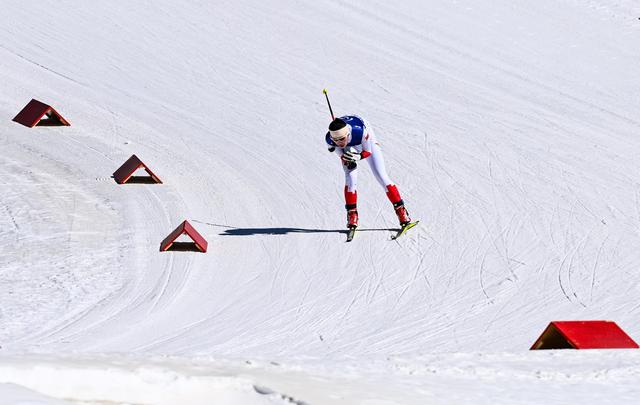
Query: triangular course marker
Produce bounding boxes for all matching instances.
[530,320,639,350]
[160,220,208,252]
[112,154,163,184]
[13,99,71,128]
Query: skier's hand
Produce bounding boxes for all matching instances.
[342,150,361,163]
[341,154,358,170]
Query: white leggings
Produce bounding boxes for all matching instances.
[343,142,393,193]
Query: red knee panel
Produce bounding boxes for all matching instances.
[344,186,358,205]
[385,184,402,204]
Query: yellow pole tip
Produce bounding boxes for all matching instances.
[322,88,328,93]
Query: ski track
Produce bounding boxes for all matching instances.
[0,0,640,370]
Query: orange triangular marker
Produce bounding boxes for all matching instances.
[13,99,71,128]
[112,154,163,184]
[160,220,208,252]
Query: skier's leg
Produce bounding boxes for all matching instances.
[367,143,398,201]
[343,164,359,227]
[367,143,411,225]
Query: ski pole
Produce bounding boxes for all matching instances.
[323,88,335,120]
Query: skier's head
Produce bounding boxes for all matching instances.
[329,118,350,147]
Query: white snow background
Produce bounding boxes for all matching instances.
[1,0,640,404]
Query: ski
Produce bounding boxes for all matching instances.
[391,221,419,240]
[346,226,357,242]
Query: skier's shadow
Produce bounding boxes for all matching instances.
[191,221,397,236]
[220,227,397,236]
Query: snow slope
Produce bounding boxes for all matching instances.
[1,0,640,403]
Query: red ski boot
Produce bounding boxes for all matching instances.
[347,208,359,228]
[393,201,411,226]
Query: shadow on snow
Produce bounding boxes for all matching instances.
[191,221,398,236]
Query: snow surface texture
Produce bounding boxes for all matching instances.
[1,0,640,403]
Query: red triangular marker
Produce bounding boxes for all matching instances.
[160,220,208,253]
[113,154,162,184]
[531,321,639,350]
[13,99,71,128]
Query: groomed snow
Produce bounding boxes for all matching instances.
[1,0,640,404]
[2,352,640,405]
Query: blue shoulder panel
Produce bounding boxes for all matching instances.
[324,115,366,147]
[325,132,334,146]
[341,115,365,146]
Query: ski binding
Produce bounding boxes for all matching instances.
[346,226,357,242]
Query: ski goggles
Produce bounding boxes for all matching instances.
[330,125,351,144]
[332,134,348,144]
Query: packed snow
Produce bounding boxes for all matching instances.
[1,0,640,404]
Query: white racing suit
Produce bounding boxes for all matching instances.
[325,115,408,224]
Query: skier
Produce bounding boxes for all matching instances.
[326,115,412,229]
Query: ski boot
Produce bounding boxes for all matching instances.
[346,208,359,229]
[393,200,411,226]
